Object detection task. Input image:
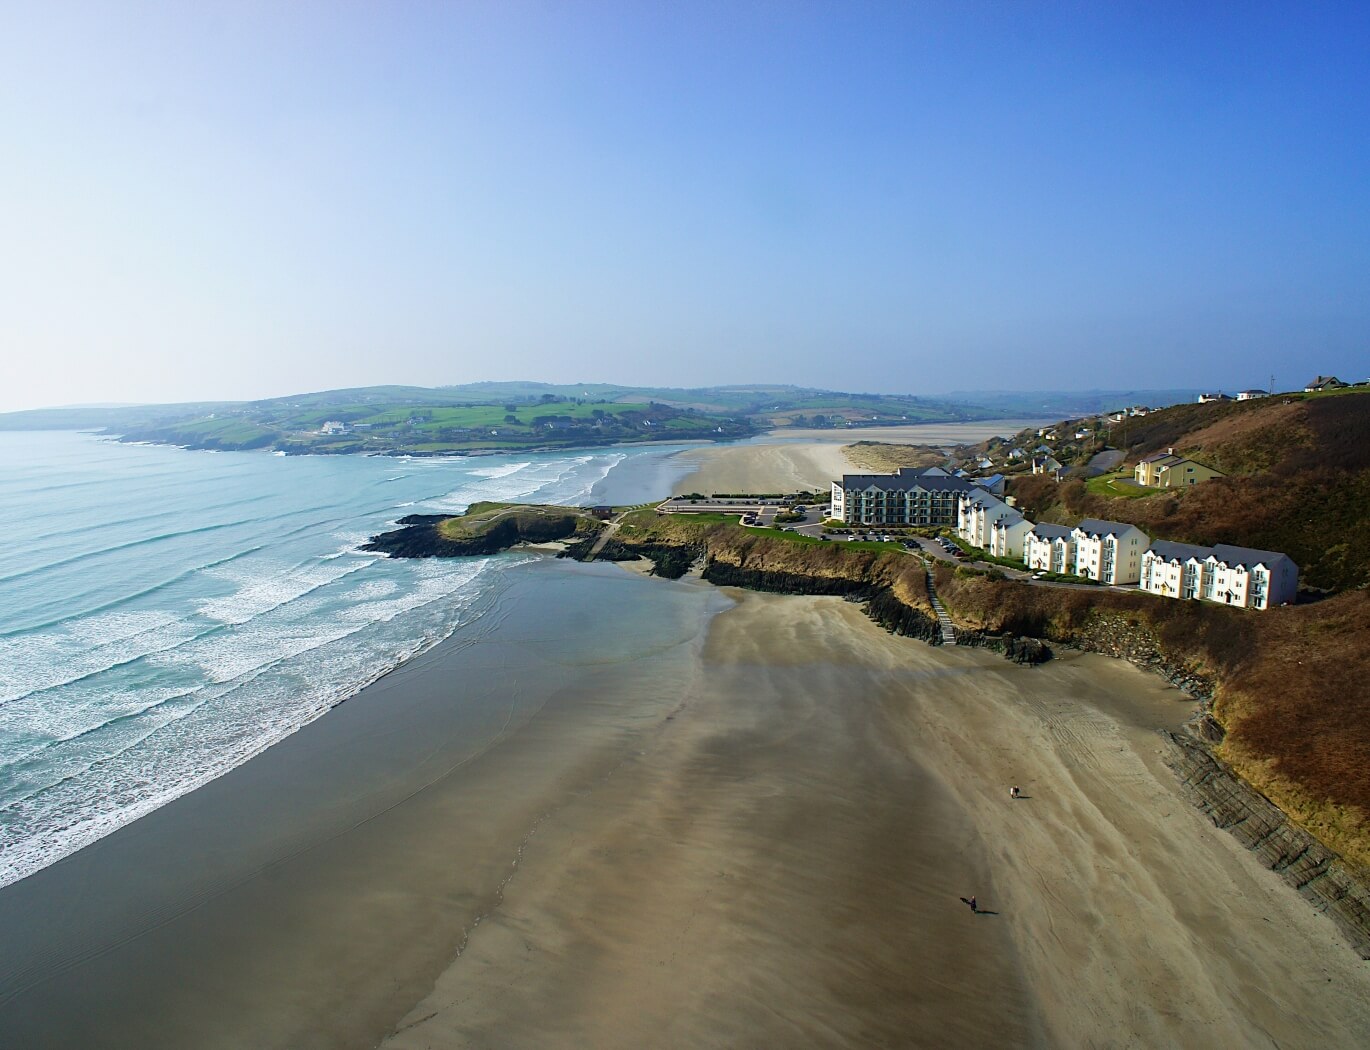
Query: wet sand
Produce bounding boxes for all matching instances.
[4,539,1369,1046]
[386,595,1370,1049]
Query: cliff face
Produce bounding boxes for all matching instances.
[1164,732,1370,960]
[607,518,945,646]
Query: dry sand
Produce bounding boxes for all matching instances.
[385,594,1370,1049]
[673,441,855,496]
[670,418,1053,497]
[773,419,1053,445]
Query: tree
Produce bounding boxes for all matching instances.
[504,414,518,424]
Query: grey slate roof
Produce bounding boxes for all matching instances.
[1211,544,1298,571]
[1075,518,1143,537]
[839,467,973,493]
[1147,540,1298,572]
[1147,540,1212,563]
[1028,523,1073,540]
[993,512,1027,528]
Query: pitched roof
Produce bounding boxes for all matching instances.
[1147,540,1212,563]
[838,469,973,493]
[961,489,1004,508]
[1210,544,1297,571]
[1028,523,1073,540]
[1074,518,1143,538]
[992,511,1027,529]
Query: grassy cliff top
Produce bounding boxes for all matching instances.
[435,503,602,541]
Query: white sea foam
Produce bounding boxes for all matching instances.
[0,555,501,889]
[469,461,532,479]
[0,436,657,891]
[195,558,371,625]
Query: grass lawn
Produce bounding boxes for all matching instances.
[1085,471,1155,499]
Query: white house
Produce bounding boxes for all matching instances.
[989,512,1033,559]
[1140,541,1298,610]
[1023,523,1074,574]
[1031,455,1064,476]
[1236,389,1268,401]
[1070,518,1150,585]
[1197,392,1232,404]
[319,420,347,435]
[956,490,1017,548]
[1304,376,1345,392]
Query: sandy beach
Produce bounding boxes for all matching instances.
[3,437,1368,1049]
[385,593,1370,1049]
[672,439,855,495]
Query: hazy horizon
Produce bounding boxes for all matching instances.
[4,3,1367,413]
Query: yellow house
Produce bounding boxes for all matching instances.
[1133,449,1225,488]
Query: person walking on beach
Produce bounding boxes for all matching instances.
[967,895,977,913]
[1010,785,1020,799]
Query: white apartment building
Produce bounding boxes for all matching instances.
[830,467,972,526]
[1070,518,1150,585]
[989,512,1033,559]
[1140,541,1299,610]
[1023,523,1075,574]
[956,490,1017,548]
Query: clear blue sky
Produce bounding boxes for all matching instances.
[3,1,1367,411]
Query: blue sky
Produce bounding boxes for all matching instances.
[3,2,1367,410]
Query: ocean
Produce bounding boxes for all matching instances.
[0,431,696,889]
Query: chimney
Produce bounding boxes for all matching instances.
[1167,447,1174,455]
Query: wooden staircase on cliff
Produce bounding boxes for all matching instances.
[923,566,958,645]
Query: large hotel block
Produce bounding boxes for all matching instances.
[831,468,973,526]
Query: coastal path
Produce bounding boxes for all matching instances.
[920,559,958,645]
[583,516,623,561]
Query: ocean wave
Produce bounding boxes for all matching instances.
[0,557,501,889]
[0,434,652,891]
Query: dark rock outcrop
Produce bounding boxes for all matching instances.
[700,558,874,597]
[956,630,1053,664]
[866,587,943,645]
[1061,611,1215,701]
[1162,731,1370,960]
[363,512,585,558]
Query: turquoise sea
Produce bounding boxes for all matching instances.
[0,431,695,888]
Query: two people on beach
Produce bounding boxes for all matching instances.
[963,787,1025,913]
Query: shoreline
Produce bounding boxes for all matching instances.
[4,436,1368,1047]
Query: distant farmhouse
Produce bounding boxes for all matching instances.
[1197,392,1232,404]
[1133,449,1225,488]
[1236,389,1268,401]
[1304,375,1346,392]
[1140,541,1298,610]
